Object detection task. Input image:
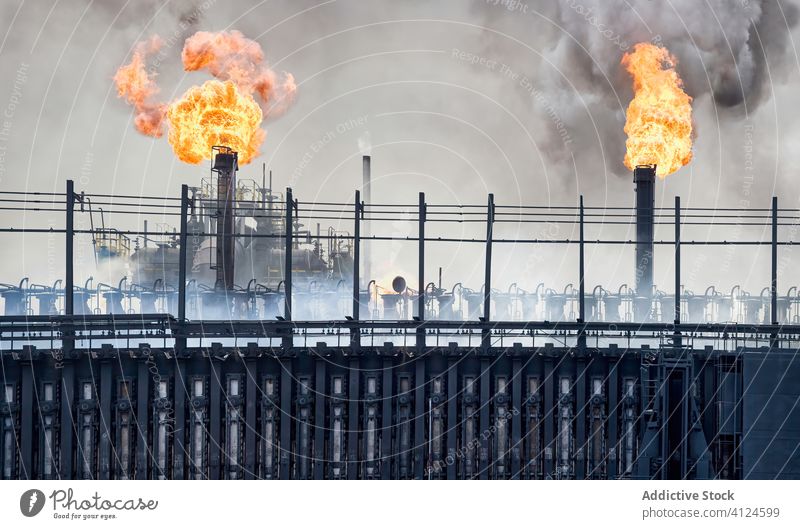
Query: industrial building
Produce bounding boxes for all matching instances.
[1,150,799,480]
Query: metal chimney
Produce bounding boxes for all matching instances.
[212,146,238,291]
[362,155,371,289]
[634,164,655,320]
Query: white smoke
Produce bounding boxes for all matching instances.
[358,131,372,156]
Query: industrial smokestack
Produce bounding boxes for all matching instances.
[362,155,371,289]
[634,164,655,321]
[213,147,238,291]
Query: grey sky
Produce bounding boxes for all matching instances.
[1,0,799,294]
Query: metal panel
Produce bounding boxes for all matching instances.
[742,351,800,479]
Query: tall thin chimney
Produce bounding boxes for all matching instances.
[634,164,655,320]
[362,155,371,289]
[213,147,238,291]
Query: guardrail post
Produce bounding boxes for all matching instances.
[482,193,494,351]
[352,190,361,348]
[675,196,681,348]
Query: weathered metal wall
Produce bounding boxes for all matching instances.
[3,343,789,480]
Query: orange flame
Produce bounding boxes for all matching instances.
[181,30,297,117]
[113,36,167,137]
[114,31,295,165]
[167,80,264,165]
[622,43,692,178]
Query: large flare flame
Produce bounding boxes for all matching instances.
[114,31,296,165]
[622,43,693,178]
[112,36,167,138]
[167,80,264,165]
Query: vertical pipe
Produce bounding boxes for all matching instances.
[772,196,778,325]
[284,188,294,321]
[215,161,236,291]
[634,165,656,321]
[178,185,189,322]
[362,156,371,289]
[482,194,494,349]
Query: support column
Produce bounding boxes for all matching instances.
[482,194,494,350]
[173,359,186,480]
[414,357,426,479]
[208,360,221,480]
[65,179,74,317]
[178,184,189,324]
[314,358,326,480]
[347,359,360,479]
[511,357,522,479]
[60,180,76,478]
[98,360,112,480]
[352,190,361,348]
[578,195,586,349]
[20,360,33,478]
[446,357,458,480]
[245,357,257,479]
[284,188,294,322]
[381,358,393,479]
[675,196,682,347]
[59,362,75,479]
[280,362,292,479]
[418,192,426,326]
[479,358,490,479]
[772,196,778,331]
[136,361,149,479]
[543,358,554,478]
[575,359,586,479]
[607,359,619,479]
